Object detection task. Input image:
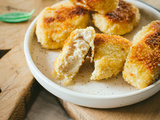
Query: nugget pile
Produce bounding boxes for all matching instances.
[36,0,140,49]
[36,0,160,89]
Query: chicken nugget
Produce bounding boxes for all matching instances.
[92,0,140,35]
[36,1,89,49]
[123,20,160,89]
[53,27,95,86]
[69,0,119,14]
[91,34,132,80]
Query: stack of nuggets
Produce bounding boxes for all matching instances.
[36,0,140,49]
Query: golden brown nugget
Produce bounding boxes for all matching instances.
[36,1,89,49]
[123,20,160,89]
[91,34,132,80]
[92,0,140,35]
[69,0,119,14]
[53,27,95,86]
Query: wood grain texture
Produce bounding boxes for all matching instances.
[0,43,41,120]
[61,92,160,120]
[0,0,60,119]
[0,0,60,49]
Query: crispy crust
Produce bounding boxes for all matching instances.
[91,34,132,80]
[132,21,160,71]
[94,34,132,48]
[36,1,89,49]
[92,0,140,35]
[105,0,135,23]
[69,0,119,14]
[123,20,160,89]
[43,6,88,23]
[131,34,160,71]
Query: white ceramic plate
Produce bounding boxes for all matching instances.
[24,0,160,108]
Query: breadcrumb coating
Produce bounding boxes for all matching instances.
[92,0,140,35]
[36,1,89,49]
[69,0,119,14]
[123,20,160,89]
[91,34,132,80]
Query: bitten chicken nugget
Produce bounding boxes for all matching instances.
[36,1,89,49]
[92,0,140,35]
[123,20,160,89]
[69,0,119,14]
[91,34,132,80]
[53,27,95,86]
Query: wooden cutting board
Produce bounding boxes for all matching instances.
[0,0,160,120]
[0,0,59,119]
[60,92,160,120]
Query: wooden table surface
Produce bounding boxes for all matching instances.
[0,0,160,120]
